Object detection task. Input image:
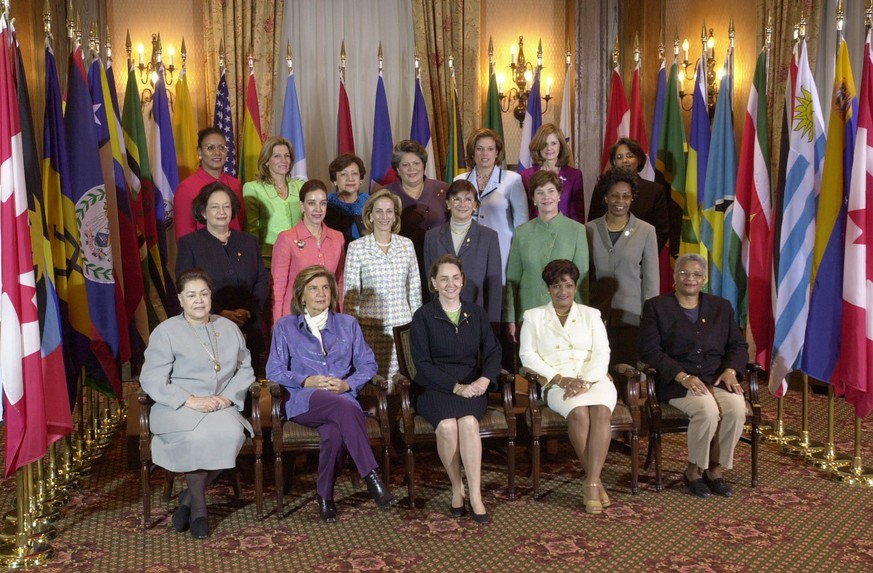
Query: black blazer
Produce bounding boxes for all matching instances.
[639,292,749,401]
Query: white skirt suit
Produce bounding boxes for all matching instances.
[519,302,616,417]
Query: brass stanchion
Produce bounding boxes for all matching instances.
[783,375,825,455]
[56,435,79,488]
[761,397,801,444]
[807,385,852,469]
[0,465,55,568]
[833,417,873,485]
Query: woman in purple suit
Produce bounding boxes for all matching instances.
[520,123,585,222]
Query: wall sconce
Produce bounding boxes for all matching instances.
[126,32,177,106]
[495,36,552,127]
[677,26,721,116]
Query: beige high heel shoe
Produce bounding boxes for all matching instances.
[583,483,603,515]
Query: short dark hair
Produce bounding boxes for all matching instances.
[176,267,214,294]
[391,140,429,171]
[192,181,241,224]
[542,259,580,286]
[328,153,367,182]
[299,179,329,204]
[291,266,339,315]
[465,128,505,166]
[428,253,465,293]
[595,169,639,204]
[609,137,647,172]
[197,127,225,148]
[445,179,479,203]
[528,170,563,199]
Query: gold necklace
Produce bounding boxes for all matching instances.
[188,319,221,372]
[554,307,571,317]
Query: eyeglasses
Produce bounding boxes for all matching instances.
[677,270,706,279]
[203,144,228,152]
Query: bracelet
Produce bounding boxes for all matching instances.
[678,373,691,384]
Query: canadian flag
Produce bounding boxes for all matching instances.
[600,65,630,173]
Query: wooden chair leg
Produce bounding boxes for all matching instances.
[255,452,263,519]
[644,437,655,472]
[751,423,759,488]
[629,430,639,494]
[162,471,174,503]
[406,446,415,507]
[141,464,152,529]
[653,431,663,492]
[506,437,516,500]
[532,435,541,499]
[232,467,242,499]
[274,452,284,519]
[382,444,390,484]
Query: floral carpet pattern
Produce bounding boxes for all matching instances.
[2,384,873,572]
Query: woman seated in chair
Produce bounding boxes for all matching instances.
[639,253,749,499]
[518,259,616,514]
[139,268,255,540]
[266,265,397,522]
[410,254,502,524]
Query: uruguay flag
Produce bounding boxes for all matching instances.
[280,65,307,180]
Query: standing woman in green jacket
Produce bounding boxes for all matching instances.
[503,170,589,343]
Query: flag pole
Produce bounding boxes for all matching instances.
[0,466,55,567]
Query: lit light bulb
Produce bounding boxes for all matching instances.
[137,43,144,65]
[524,69,532,83]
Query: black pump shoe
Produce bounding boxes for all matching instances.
[190,516,208,539]
[317,495,337,523]
[172,490,191,532]
[364,470,398,509]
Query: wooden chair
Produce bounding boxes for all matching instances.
[643,362,762,491]
[268,377,391,518]
[392,323,517,507]
[520,365,641,498]
[138,381,264,528]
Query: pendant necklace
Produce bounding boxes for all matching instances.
[189,319,221,372]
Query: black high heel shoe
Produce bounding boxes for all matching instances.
[317,495,337,523]
[364,470,397,509]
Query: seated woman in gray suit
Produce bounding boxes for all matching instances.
[518,259,615,515]
[139,268,255,540]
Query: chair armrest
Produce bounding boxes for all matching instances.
[395,374,418,444]
[138,389,154,465]
[498,370,517,438]
[267,381,286,453]
[519,366,546,435]
[247,381,263,439]
[638,363,663,426]
[362,375,391,443]
[745,363,763,424]
[610,365,641,431]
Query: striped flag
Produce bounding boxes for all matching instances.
[802,38,857,382]
[833,30,873,418]
[558,60,572,147]
[770,39,826,396]
[724,48,772,365]
[682,57,710,258]
[410,74,436,180]
[518,69,543,171]
[701,49,736,296]
[629,57,654,181]
[239,68,263,184]
[15,26,72,449]
[370,71,396,189]
[657,56,687,259]
[338,78,355,154]
[65,43,122,398]
[122,60,169,329]
[0,15,51,474]
[279,64,307,180]
[43,41,91,408]
[443,71,466,181]
[172,66,199,182]
[600,64,629,173]
[213,68,237,177]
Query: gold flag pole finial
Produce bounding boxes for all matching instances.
[286,40,292,74]
[89,21,99,59]
[657,29,665,63]
[66,0,74,41]
[488,36,494,75]
[866,0,873,31]
[449,53,455,79]
[248,47,254,72]
[766,12,773,49]
[156,32,163,64]
[565,40,571,67]
[43,0,52,39]
[218,38,225,71]
[125,29,132,67]
[536,38,543,71]
[181,37,187,69]
[837,0,845,37]
[340,40,346,83]
[729,16,735,49]
[378,42,383,74]
[414,52,420,80]
[75,11,82,47]
[673,33,680,62]
[799,10,807,41]
[105,29,112,63]
[633,32,640,64]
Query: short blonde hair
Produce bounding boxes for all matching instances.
[291,266,339,315]
[361,189,402,235]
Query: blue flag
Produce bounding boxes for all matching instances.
[370,72,396,189]
[280,67,307,180]
[410,75,436,180]
[518,70,543,171]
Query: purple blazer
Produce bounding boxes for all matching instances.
[520,165,585,223]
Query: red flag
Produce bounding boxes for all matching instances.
[629,58,654,181]
[1,16,50,476]
[600,65,629,173]
[338,79,355,154]
[833,32,873,418]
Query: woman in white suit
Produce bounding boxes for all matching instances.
[139,268,255,539]
[519,259,615,515]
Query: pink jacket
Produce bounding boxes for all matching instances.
[271,221,345,319]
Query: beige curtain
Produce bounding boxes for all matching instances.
[203,0,285,145]
[411,0,480,178]
[757,0,821,184]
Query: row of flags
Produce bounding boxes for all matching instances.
[612,30,872,419]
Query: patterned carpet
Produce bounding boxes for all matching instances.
[3,383,873,573]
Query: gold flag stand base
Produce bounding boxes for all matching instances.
[783,431,826,456]
[761,398,800,444]
[1,542,55,570]
[807,386,852,469]
[832,417,873,486]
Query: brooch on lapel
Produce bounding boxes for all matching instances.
[295,240,306,249]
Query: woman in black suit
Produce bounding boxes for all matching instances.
[410,254,502,524]
[176,182,270,374]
